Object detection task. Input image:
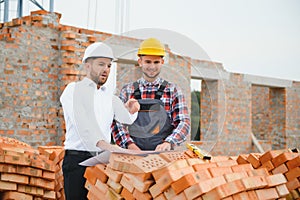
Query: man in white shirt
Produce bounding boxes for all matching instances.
[60,42,139,200]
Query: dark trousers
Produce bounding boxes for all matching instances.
[62,150,93,200]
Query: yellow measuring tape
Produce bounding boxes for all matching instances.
[186,143,211,160]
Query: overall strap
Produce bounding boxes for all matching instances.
[133,81,141,99]
[155,80,168,99]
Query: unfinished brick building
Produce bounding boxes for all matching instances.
[0,10,299,156]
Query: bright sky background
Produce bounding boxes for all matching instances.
[3,0,300,82]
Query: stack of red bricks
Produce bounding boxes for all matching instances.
[237,149,300,199]
[0,137,65,200]
[84,149,300,200]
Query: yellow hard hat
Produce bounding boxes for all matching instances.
[137,38,165,57]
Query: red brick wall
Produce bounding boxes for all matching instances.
[252,86,270,140]
[0,10,299,154]
[0,10,62,147]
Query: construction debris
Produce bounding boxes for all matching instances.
[0,136,300,199]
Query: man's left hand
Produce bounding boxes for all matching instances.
[155,142,171,151]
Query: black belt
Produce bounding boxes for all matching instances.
[65,149,102,157]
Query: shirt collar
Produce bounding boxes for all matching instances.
[82,77,107,91]
[139,77,162,87]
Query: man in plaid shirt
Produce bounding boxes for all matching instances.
[112,38,190,151]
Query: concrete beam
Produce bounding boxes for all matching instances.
[191,66,230,80]
[243,74,293,88]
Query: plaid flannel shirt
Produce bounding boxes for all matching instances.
[111,77,190,148]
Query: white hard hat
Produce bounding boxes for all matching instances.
[82,42,116,63]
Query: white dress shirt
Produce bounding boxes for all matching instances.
[60,77,137,152]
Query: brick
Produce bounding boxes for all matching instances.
[4,154,31,165]
[259,160,274,172]
[231,163,254,173]
[121,188,135,200]
[247,190,258,200]
[163,187,176,199]
[202,179,245,199]
[222,197,233,200]
[247,168,269,177]
[0,163,17,173]
[42,170,55,180]
[17,184,44,196]
[192,162,217,172]
[256,188,280,200]
[1,173,29,184]
[224,171,248,182]
[193,169,212,181]
[79,28,95,34]
[61,45,76,51]
[31,9,49,15]
[94,179,108,194]
[87,191,101,200]
[271,163,288,174]
[30,156,55,172]
[43,190,56,199]
[184,149,200,158]
[149,183,162,198]
[241,175,268,190]
[17,165,43,177]
[211,156,231,162]
[61,32,77,39]
[286,155,300,170]
[159,151,189,162]
[0,180,17,190]
[271,152,298,168]
[155,193,167,200]
[259,150,281,164]
[216,160,238,167]
[84,166,97,185]
[171,172,202,194]
[88,35,96,42]
[85,181,106,200]
[236,154,249,164]
[284,166,300,181]
[186,158,207,166]
[131,175,153,193]
[94,164,108,183]
[156,166,194,192]
[266,173,287,187]
[29,177,55,190]
[247,153,261,168]
[107,178,123,194]
[133,154,169,173]
[104,167,123,183]
[231,191,250,200]
[2,191,33,200]
[133,188,152,200]
[286,178,300,191]
[170,192,187,200]
[183,176,226,200]
[208,166,233,177]
[120,173,134,193]
[132,172,152,182]
[275,184,290,197]
[152,159,189,180]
